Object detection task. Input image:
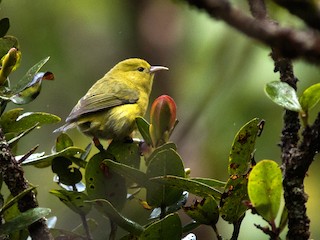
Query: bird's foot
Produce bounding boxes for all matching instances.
[93,137,105,152]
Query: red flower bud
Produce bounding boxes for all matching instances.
[149,95,177,147]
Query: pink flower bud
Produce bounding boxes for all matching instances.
[149,95,177,147]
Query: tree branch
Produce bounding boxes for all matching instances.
[271,0,320,30]
[247,1,313,239]
[184,0,320,64]
[0,128,53,240]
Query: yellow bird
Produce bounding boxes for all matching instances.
[54,58,168,143]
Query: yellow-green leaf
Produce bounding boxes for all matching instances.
[248,160,282,222]
[300,83,320,112]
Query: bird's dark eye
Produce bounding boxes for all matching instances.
[137,67,145,72]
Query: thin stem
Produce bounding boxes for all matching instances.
[109,220,117,240]
[231,214,244,240]
[80,214,93,240]
[212,224,223,240]
[160,204,166,219]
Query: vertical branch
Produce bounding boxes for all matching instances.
[248,1,311,239]
[0,128,53,240]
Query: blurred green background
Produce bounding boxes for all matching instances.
[1,0,320,239]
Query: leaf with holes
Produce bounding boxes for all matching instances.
[85,152,127,211]
[50,190,91,215]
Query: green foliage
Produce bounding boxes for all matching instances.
[0,108,60,134]
[0,187,36,215]
[220,175,248,223]
[0,207,51,235]
[228,118,261,175]
[0,16,60,238]
[0,18,9,38]
[136,116,152,145]
[85,151,127,211]
[146,148,185,207]
[300,83,320,113]
[152,176,222,200]
[183,196,219,226]
[1,3,312,240]
[248,160,282,222]
[88,199,144,236]
[49,190,92,215]
[139,213,182,240]
[265,80,320,126]
[265,81,302,112]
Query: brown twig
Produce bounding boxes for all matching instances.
[271,0,320,30]
[0,128,53,240]
[184,0,320,64]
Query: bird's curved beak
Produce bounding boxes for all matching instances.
[150,66,169,73]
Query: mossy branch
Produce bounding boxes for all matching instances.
[0,128,53,240]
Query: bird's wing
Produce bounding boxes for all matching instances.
[66,82,139,122]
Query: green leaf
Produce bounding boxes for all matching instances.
[50,190,92,215]
[0,207,51,235]
[87,198,144,236]
[220,175,248,223]
[146,148,185,207]
[300,83,320,112]
[107,141,140,169]
[152,176,222,200]
[0,108,60,133]
[10,57,50,93]
[248,160,282,222]
[0,186,36,215]
[7,123,38,147]
[0,18,9,38]
[21,146,85,167]
[136,116,152,145]
[51,157,82,186]
[183,196,219,226]
[85,152,127,211]
[190,177,226,189]
[102,159,148,187]
[265,81,302,112]
[229,118,260,175]
[0,36,19,60]
[145,142,177,165]
[10,71,54,104]
[55,133,74,152]
[140,213,181,240]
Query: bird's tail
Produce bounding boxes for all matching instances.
[53,122,77,134]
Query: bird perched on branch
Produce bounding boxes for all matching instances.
[54,58,168,146]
